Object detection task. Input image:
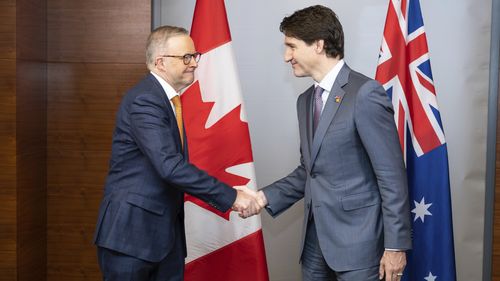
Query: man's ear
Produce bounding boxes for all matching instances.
[154,57,165,71]
[315,39,325,54]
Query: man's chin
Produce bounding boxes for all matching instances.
[184,75,195,85]
[293,71,307,78]
[183,79,195,89]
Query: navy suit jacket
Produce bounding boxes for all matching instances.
[262,64,411,271]
[94,73,237,262]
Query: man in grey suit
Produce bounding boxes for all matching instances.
[250,5,412,281]
[94,25,260,281]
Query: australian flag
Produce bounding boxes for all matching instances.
[375,0,457,280]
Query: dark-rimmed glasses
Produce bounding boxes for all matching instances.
[159,52,201,65]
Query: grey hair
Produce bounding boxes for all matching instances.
[146,25,189,70]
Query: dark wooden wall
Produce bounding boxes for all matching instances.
[0,0,18,279]
[0,0,149,280]
[46,0,150,280]
[16,0,48,278]
[0,0,47,280]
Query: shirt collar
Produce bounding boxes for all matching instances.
[315,59,345,92]
[150,71,179,100]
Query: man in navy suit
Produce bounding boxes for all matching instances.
[247,5,412,281]
[94,25,260,281]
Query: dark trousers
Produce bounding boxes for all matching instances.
[97,224,184,281]
[301,218,380,281]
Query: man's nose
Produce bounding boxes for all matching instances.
[284,52,291,62]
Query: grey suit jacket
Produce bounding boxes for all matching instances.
[262,64,412,271]
[94,74,237,263]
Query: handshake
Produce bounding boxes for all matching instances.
[231,186,268,218]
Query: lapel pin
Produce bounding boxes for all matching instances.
[334,96,342,103]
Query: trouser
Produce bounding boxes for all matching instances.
[301,218,380,281]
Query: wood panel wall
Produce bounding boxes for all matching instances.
[0,0,17,279]
[16,0,48,279]
[46,0,150,280]
[0,0,47,280]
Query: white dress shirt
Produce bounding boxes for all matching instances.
[150,71,180,116]
[314,59,345,113]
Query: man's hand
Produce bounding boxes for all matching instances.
[379,250,406,281]
[232,186,267,218]
[256,190,268,209]
[232,186,260,218]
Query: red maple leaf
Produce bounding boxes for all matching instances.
[181,81,253,220]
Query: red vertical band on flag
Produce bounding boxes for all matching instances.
[185,231,269,281]
[190,0,231,53]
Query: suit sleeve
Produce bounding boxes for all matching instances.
[262,153,307,217]
[128,92,236,212]
[354,80,412,250]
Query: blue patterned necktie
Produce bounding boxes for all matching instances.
[313,86,324,134]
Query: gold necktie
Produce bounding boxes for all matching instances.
[170,95,184,148]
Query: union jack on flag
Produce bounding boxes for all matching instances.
[375,0,457,280]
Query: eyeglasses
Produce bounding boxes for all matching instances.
[158,52,202,65]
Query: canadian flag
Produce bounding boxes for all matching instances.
[181,0,269,280]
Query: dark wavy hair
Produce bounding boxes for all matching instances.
[280,5,344,59]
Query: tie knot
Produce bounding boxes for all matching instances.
[314,86,324,98]
[171,95,182,107]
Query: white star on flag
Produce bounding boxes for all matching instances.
[411,197,432,222]
[424,272,437,281]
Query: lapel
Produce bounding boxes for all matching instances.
[147,74,184,151]
[298,85,315,167]
[310,64,350,166]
